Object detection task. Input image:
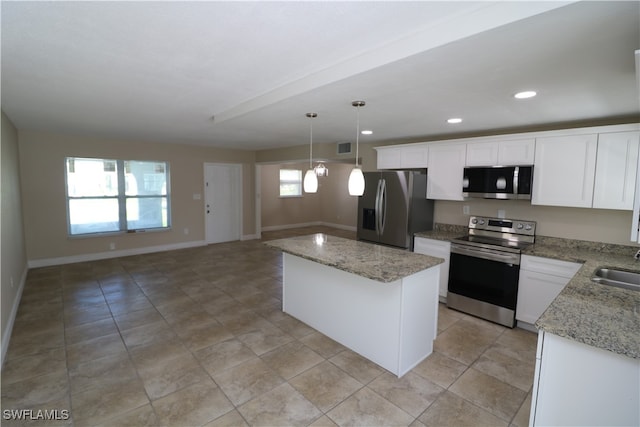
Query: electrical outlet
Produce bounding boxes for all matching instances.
[109,242,116,250]
[498,209,506,219]
[463,205,470,215]
[184,228,189,235]
[10,277,14,288]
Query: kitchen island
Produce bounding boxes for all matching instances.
[265,233,443,377]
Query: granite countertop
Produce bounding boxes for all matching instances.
[415,226,639,360]
[524,239,640,360]
[265,233,443,283]
[414,224,467,242]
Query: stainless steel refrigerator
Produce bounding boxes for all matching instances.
[357,170,434,250]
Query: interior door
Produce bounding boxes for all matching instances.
[204,163,241,244]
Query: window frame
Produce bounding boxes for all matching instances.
[279,168,303,198]
[64,157,171,236]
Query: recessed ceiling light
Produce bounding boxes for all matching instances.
[514,91,537,99]
[447,118,463,124]
[361,130,373,135]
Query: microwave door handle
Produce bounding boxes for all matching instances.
[513,167,519,195]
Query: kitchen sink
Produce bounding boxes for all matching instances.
[591,268,640,291]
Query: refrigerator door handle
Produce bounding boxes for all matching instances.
[379,179,387,235]
[375,178,383,235]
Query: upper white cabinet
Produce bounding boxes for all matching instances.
[532,134,598,208]
[427,143,466,200]
[592,131,640,210]
[376,145,428,170]
[499,139,536,165]
[376,146,402,169]
[466,142,498,166]
[466,138,535,166]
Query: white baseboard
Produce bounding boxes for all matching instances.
[27,240,207,269]
[1,265,28,368]
[242,234,260,241]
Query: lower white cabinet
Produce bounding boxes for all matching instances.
[414,237,450,300]
[530,331,640,426]
[516,255,581,325]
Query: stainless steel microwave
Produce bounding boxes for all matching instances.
[462,166,533,200]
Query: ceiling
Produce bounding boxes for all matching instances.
[2,1,639,151]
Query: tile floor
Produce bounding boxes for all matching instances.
[2,226,537,426]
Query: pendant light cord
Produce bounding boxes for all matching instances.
[355,105,359,167]
[309,117,313,169]
[352,101,365,167]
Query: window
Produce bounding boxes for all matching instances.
[65,157,170,235]
[279,169,302,197]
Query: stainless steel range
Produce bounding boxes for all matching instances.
[447,216,536,328]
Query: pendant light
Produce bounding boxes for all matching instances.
[303,112,318,193]
[348,101,366,196]
[313,162,328,177]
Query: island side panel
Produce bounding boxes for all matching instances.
[397,266,439,377]
[282,253,402,375]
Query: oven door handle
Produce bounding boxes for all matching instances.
[451,244,520,265]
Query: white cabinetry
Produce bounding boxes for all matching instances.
[376,147,402,169]
[532,134,598,208]
[465,139,535,166]
[592,131,640,210]
[426,143,466,200]
[516,255,581,325]
[414,237,450,301]
[530,331,640,426]
[465,142,498,166]
[633,147,640,242]
[376,145,428,170]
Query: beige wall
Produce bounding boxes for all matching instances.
[260,162,357,229]
[18,131,256,262]
[258,140,640,247]
[435,199,639,247]
[2,112,28,363]
[255,142,378,172]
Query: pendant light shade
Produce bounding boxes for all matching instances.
[349,101,366,196]
[348,167,365,196]
[304,169,318,193]
[303,112,318,193]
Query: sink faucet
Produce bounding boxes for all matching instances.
[635,249,640,261]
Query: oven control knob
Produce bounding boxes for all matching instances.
[517,223,524,230]
[471,218,478,224]
[525,224,532,231]
[478,219,485,225]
